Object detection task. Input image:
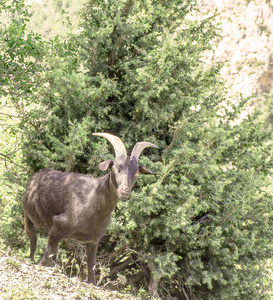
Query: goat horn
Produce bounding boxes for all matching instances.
[131,142,157,160]
[93,133,127,157]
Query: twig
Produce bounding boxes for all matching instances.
[109,257,133,277]
[0,112,19,118]
[98,244,127,263]
[0,133,21,158]
[164,128,179,153]
[182,286,190,300]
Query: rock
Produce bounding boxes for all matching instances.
[199,0,273,97]
[260,71,273,93]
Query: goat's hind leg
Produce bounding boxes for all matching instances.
[39,233,61,266]
[39,215,66,266]
[24,214,37,262]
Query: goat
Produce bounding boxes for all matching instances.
[23,133,157,284]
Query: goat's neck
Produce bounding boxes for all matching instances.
[96,173,119,214]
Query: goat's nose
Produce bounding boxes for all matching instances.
[122,187,130,193]
[118,187,131,200]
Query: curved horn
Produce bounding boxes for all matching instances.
[131,142,157,160]
[93,133,127,157]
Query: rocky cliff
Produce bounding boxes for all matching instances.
[199,0,273,99]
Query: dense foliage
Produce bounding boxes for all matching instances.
[1,0,273,299]
[0,0,46,99]
[0,0,49,249]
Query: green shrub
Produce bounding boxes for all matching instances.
[3,0,273,298]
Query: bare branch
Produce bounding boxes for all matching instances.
[0,112,19,118]
[164,128,179,154]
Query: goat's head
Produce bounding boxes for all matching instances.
[93,133,157,200]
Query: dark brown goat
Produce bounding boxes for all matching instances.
[23,133,157,284]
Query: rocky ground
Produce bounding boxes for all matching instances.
[0,250,141,300]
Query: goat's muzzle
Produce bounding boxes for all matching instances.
[117,187,131,200]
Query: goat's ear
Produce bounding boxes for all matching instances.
[98,160,114,171]
[139,166,157,175]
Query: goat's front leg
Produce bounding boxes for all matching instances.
[86,242,98,284]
